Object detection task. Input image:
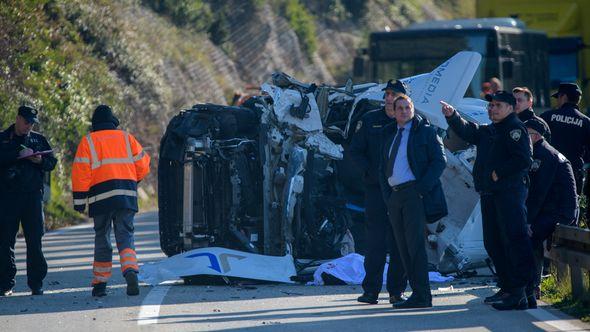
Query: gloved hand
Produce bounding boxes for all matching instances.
[74,205,85,213]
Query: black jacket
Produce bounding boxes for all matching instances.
[348,108,394,185]
[379,115,448,223]
[0,124,57,193]
[540,103,590,172]
[528,139,578,240]
[446,111,532,193]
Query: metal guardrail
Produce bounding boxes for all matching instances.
[545,224,590,299]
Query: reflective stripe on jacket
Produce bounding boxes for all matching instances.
[72,130,150,216]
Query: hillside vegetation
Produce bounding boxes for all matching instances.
[0,0,473,227]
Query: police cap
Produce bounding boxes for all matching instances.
[18,105,39,124]
[485,90,516,106]
[524,118,550,137]
[382,79,408,94]
[551,82,582,98]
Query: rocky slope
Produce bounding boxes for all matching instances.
[0,0,472,225]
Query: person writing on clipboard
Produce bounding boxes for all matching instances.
[0,105,57,296]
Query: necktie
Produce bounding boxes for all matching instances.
[386,127,404,180]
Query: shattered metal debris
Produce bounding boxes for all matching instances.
[158,52,491,277]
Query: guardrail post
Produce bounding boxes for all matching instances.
[570,266,584,299]
[555,261,568,281]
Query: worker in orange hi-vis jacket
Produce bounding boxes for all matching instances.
[71,105,150,297]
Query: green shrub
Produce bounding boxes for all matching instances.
[542,268,590,322]
[283,0,317,59]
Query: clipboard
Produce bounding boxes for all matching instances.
[17,149,53,160]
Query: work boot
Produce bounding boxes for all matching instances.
[389,294,408,305]
[92,282,107,297]
[484,289,509,304]
[492,289,528,311]
[125,272,139,296]
[357,293,378,304]
[0,288,13,296]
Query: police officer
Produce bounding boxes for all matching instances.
[349,79,408,305]
[513,87,551,142]
[540,83,590,196]
[441,91,534,310]
[0,106,57,296]
[524,118,578,307]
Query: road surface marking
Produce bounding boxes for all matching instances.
[527,307,583,331]
[137,285,172,325]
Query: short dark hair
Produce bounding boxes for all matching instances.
[393,94,413,109]
[512,87,533,101]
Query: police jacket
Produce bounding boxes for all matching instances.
[528,139,578,225]
[540,103,590,172]
[0,124,57,193]
[348,108,394,185]
[518,108,551,141]
[446,111,532,193]
[71,123,150,217]
[379,115,448,223]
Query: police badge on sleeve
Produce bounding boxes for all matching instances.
[355,120,363,133]
[510,129,522,141]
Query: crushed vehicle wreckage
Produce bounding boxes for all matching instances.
[156,51,492,282]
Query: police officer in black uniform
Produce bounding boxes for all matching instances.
[524,118,578,307]
[540,83,590,196]
[0,106,57,296]
[513,87,551,141]
[349,80,408,305]
[441,91,534,310]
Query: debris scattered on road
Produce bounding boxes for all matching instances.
[437,285,454,292]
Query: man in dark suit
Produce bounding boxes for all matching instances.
[379,95,448,309]
[349,80,408,305]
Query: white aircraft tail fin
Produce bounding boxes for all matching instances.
[403,51,482,129]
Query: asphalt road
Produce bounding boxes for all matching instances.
[1,211,589,331]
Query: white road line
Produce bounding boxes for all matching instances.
[527,307,584,331]
[137,285,172,326]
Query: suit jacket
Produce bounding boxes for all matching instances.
[379,115,448,223]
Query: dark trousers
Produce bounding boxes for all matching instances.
[386,184,431,300]
[93,209,136,265]
[481,187,534,291]
[362,186,407,296]
[0,191,47,291]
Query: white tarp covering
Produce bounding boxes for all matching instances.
[139,247,297,285]
[307,254,454,286]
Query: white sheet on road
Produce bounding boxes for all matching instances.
[308,253,454,285]
[139,247,297,285]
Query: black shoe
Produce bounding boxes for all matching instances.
[125,272,139,296]
[357,293,378,304]
[389,294,408,305]
[0,288,13,296]
[31,288,43,296]
[393,295,432,309]
[492,293,528,311]
[525,287,537,309]
[527,295,537,309]
[92,282,107,297]
[484,289,509,304]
